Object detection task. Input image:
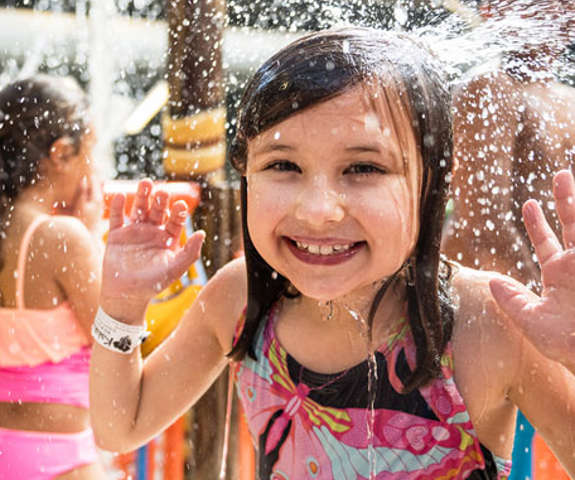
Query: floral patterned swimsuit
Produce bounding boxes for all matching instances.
[234,302,512,480]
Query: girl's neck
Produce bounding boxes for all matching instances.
[14,183,60,217]
[297,278,407,348]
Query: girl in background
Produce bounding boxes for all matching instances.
[0,75,106,479]
[91,28,575,479]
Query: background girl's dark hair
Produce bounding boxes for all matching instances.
[228,27,454,392]
[0,74,89,213]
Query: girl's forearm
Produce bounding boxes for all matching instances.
[89,345,146,452]
[98,297,149,327]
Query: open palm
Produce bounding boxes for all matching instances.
[490,170,575,369]
[101,180,205,304]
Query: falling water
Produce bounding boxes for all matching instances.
[343,304,379,480]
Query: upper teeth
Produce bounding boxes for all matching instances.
[295,241,354,255]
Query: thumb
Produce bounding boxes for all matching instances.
[489,277,536,328]
[166,230,206,280]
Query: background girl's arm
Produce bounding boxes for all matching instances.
[51,215,102,338]
[49,174,105,337]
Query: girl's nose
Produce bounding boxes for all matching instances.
[294,175,345,226]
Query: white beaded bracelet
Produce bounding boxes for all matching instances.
[91,307,149,355]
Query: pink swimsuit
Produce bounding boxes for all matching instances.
[0,215,98,480]
[235,302,513,480]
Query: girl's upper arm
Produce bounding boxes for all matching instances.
[453,268,575,472]
[467,269,575,474]
[50,216,102,338]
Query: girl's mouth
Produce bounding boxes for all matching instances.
[283,237,365,265]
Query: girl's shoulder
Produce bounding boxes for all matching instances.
[203,256,247,297]
[33,214,94,250]
[197,256,248,352]
[30,214,99,271]
[450,265,518,337]
[449,265,524,393]
[449,264,497,304]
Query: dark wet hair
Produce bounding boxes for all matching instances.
[228,27,454,392]
[0,75,89,213]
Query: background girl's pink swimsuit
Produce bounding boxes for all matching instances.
[0,215,98,479]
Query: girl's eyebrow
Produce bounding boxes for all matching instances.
[252,143,295,155]
[346,143,402,159]
[345,145,382,153]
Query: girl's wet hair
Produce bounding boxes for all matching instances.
[0,75,89,208]
[229,27,454,392]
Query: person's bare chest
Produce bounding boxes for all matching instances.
[275,312,372,374]
[513,84,575,209]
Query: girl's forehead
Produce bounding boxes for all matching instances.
[250,85,407,148]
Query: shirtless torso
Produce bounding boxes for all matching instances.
[443,62,575,287]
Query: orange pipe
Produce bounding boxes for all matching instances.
[147,438,157,478]
[164,417,185,480]
[533,434,569,479]
[113,451,135,478]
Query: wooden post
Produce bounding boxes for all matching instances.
[164,1,241,479]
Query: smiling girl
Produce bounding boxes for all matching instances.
[90,28,575,479]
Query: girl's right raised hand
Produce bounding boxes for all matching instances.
[490,170,575,372]
[100,179,205,322]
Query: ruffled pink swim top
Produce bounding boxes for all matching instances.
[0,215,91,408]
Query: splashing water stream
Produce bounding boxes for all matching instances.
[343,304,379,480]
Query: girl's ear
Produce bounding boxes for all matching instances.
[48,137,75,172]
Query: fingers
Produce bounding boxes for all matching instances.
[553,170,575,249]
[148,190,169,226]
[167,230,206,281]
[109,193,126,231]
[130,179,153,223]
[489,276,537,337]
[165,200,189,243]
[522,199,562,266]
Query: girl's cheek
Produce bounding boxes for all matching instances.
[249,176,294,211]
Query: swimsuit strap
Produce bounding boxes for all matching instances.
[15,215,50,310]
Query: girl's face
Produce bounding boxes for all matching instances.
[246,85,421,301]
[55,129,97,206]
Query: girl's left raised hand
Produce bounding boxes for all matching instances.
[490,169,575,372]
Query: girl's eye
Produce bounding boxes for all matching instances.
[344,163,387,175]
[265,160,301,173]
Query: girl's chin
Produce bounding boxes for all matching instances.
[288,280,374,303]
[285,282,346,302]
